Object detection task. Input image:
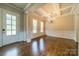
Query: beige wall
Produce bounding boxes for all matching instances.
[27,11,45,39]
[76,14,79,55]
[46,14,75,41]
[78,17,79,56]
[46,15,74,31]
[78,15,79,43]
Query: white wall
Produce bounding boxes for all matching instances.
[46,14,76,41]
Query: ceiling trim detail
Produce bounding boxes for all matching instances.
[24,3,31,11]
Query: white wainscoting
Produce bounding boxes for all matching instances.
[2,32,25,46]
[0,34,2,47]
[0,42,2,47]
[0,31,2,43]
[18,32,25,41]
[46,31,76,41]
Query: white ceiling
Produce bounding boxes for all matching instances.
[12,3,28,9]
[10,3,78,18]
[34,4,73,17]
[12,3,45,11]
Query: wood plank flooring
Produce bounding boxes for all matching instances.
[0,36,78,56]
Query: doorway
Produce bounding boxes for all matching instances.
[0,8,20,46]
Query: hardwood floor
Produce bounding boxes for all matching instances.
[0,36,78,56]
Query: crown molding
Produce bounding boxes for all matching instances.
[2,3,24,13]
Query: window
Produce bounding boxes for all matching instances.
[33,19,37,33]
[6,14,16,36]
[40,21,44,32]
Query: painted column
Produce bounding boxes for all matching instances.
[26,11,31,43]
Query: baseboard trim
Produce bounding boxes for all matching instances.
[2,41,26,47]
[31,35,46,40]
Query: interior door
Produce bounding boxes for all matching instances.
[0,8,2,47]
[2,9,19,46]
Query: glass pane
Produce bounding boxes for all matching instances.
[6,25,11,30]
[12,25,16,30]
[12,16,16,21]
[12,30,16,35]
[6,20,11,25]
[6,14,11,20]
[6,31,11,36]
[33,19,37,25]
[12,21,16,25]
